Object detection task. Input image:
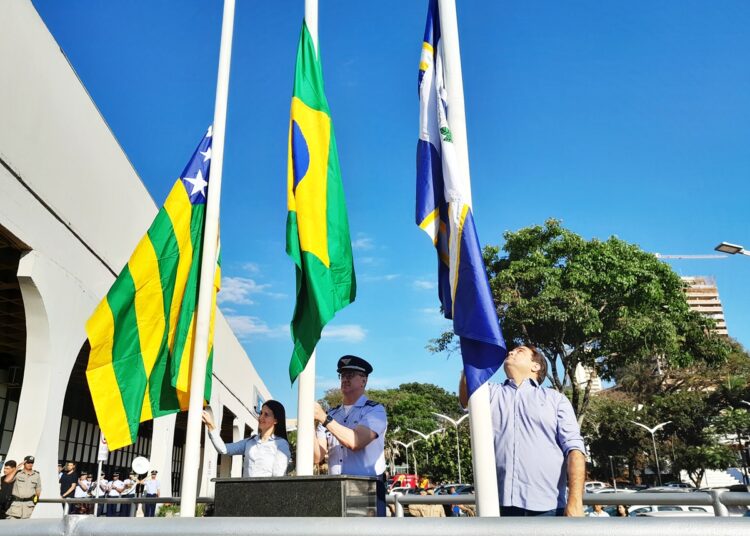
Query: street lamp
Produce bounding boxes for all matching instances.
[715,242,750,256]
[432,412,470,483]
[394,439,419,480]
[630,420,671,486]
[407,428,444,465]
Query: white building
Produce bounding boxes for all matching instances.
[0,1,270,516]
[574,363,602,394]
[682,276,729,336]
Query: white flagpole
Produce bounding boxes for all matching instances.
[437,0,500,517]
[179,0,235,517]
[295,0,319,478]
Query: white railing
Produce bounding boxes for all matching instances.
[0,515,747,536]
[386,491,750,517]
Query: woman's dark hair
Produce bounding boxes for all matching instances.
[263,400,287,440]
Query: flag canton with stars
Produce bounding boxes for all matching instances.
[179,126,213,204]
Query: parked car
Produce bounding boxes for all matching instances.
[388,474,418,491]
[434,483,463,495]
[629,504,712,516]
[664,481,695,489]
[454,484,474,494]
[638,510,713,517]
[387,486,412,495]
[589,487,637,494]
[585,481,610,491]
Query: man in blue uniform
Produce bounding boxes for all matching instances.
[314,355,388,516]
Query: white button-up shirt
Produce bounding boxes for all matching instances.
[208,429,291,477]
[317,394,387,476]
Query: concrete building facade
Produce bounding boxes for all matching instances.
[0,1,271,516]
[682,276,729,336]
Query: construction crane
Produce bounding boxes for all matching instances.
[653,254,726,260]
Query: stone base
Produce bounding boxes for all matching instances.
[213,475,378,517]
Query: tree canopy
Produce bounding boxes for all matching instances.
[431,219,731,423]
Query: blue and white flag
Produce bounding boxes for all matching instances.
[416,0,507,397]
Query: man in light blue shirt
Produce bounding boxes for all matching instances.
[314,355,388,516]
[460,345,586,516]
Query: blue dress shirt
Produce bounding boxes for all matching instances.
[490,378,586,511]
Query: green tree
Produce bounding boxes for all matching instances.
[320,382,468,480]
[432,219,730,423]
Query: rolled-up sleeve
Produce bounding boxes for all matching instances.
[555,395,587,457]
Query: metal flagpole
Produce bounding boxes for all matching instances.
[294,0,319,478]
[437,0,500,516]
[179,0,235,517]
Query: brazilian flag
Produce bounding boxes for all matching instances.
[86,128,220,450]
[286,21,356,383]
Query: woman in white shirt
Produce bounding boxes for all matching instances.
[202,400,290,477]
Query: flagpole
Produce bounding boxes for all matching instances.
[179,0,235,517]
[294,0,319,478]
[436,0,500,517]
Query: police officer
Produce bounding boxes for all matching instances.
[6,455,41,519]
[313,355,388,516]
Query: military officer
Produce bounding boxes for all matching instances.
[314,355,387,516]
[6,455,41,519]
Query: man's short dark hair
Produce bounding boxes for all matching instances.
[528,345,547,383]
[4,460,16,468]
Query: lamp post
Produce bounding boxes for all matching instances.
[715,242,750,256]
[394,439,418,480]
[433,412,469,483]
[630,420,671,486]
[608,456,617,491]
[407,428,444,465]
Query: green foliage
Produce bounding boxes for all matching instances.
[431,219,731,423]
[320,382,469,482]
[673,444,737,487]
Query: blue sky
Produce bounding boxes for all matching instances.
[34,1,750,416]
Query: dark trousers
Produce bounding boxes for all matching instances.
[376,476,386,517]
[119,494,134,517]
[501,506,564,517]
[144,494,157,517]
[107,502,118,517]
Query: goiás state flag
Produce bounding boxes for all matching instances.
[86,127,221,450]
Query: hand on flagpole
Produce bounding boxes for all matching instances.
[201,410,216,432]
[313,402,327,423]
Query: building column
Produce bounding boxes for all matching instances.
[7,250,97,518]
[149,413,176,506]
[230,418,242,477]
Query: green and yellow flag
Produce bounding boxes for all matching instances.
[286,22,356,383]
[86,127,220,450]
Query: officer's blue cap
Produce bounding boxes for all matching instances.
[337,355,373,375]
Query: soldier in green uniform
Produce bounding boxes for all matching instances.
[6,456,42,519]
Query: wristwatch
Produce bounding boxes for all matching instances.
[323,415,334,429]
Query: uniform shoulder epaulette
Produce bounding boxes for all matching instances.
[364,400,381,407]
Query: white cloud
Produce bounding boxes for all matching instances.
[219,276,270,305]
[359,273,400,283]
[352,234,375,251]
[225,315,289,340]
[413,279,436,290]
[242,262,260,274]
[321,324,367,342]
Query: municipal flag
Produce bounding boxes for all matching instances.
[416,0,506,396]
[287,21,356,383]
[86,127,221,450]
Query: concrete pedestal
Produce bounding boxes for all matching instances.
[213,475,378,517]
